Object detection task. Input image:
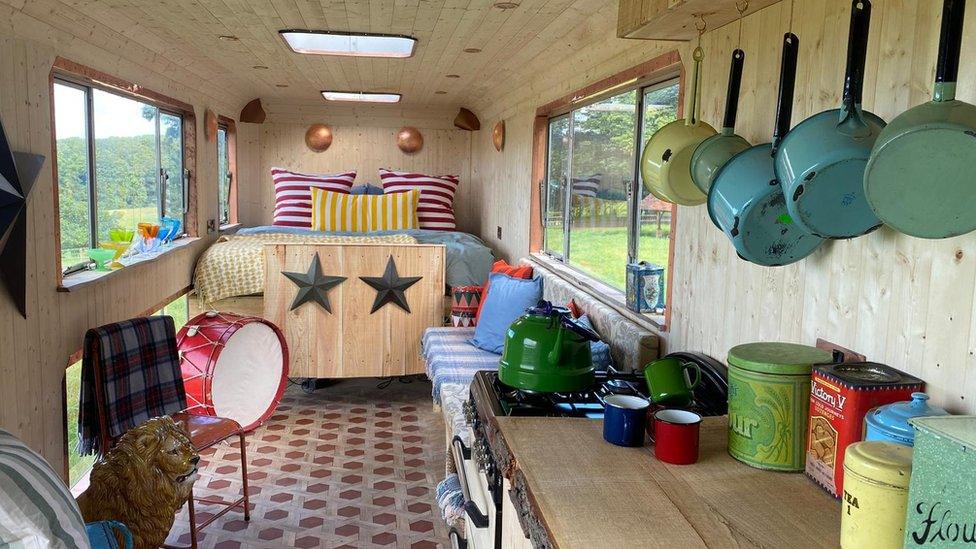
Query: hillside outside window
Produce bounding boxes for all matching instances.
[53,80,188,272]
[542,78,679,297]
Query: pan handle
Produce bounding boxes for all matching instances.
[842,0,872,111]
[722,49,746,130]
[935,0,966,99]
[772,33,799,153]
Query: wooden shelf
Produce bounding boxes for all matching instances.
[618,0,781,41]
[58,237,201,292]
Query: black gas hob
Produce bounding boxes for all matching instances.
[472,352,730,420]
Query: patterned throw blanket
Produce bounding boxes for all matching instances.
[79,316,186,456]
[193,233,417,305]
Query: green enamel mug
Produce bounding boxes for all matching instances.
[643,357,701,405]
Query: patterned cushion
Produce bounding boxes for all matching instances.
[440,382,474,447]
[272,167,356,227]
[0,429,89,549]
[522,258,659,371]
[310,188,420,232]
[422,327,500,403]
[379,169,459,230]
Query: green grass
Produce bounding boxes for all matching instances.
[544,225,672,291]
[65,295,189,487]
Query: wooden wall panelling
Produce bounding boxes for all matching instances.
[469,0,976,414]
[241,120,473,232]
[0,26,239,476]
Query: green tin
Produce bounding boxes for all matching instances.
[903,415,976,548]
[727,342,832,471]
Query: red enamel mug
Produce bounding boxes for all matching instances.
[651,409,702,465]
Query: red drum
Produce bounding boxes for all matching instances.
[176,311,289,432]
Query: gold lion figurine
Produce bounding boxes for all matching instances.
[78,416,200,549]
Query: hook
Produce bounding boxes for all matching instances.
[694,13,707,35]
[735,0,749,16]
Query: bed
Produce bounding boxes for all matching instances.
[192,226,495,306]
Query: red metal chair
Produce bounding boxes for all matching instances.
[87,319,250,549]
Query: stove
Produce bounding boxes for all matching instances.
[455,353,729,549]
[474,351,730,420]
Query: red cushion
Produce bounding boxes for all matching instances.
[379,168,459,231]
[272,168,356,227]
[475,260,534,321]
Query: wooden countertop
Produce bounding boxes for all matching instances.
[496,416,841,549]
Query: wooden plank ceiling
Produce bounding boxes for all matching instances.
[7,0,613,109]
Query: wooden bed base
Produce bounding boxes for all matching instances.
[192,243,448,380]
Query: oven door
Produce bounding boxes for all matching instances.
[451,436,498,549]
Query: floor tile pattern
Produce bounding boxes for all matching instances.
[164,378,449,548]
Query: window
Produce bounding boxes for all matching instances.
[216,118,237,227]
[543,77,680,302]
[54,79,189,272]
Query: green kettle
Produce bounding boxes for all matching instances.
[498,301,600,392]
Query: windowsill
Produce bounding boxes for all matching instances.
[219,222,242,233]
[58,237,200,292]
[528,252,668,332]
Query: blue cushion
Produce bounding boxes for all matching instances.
[469,273,543,353]
[577,315,613,370]
[87,521,133,549]
[351,184,384,195]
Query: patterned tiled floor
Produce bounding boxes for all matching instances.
[164,377,449,549]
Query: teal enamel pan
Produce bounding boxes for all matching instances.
[692,48,751,194]
[775,0,885,239]
[708,33,825,267]
[864,0,976,239]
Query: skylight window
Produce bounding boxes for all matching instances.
[321,91,402,103]
[280,30,417,58]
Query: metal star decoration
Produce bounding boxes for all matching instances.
[282,253,346,312]
[0,116,42,319]
[360,256,422,314]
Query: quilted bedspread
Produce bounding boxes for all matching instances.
[192,232,416,305]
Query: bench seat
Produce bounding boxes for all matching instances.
[422,327,500,405]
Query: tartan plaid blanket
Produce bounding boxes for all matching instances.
[422,327,500,404]
[78,316,186,456]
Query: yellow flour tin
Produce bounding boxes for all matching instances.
[841,441,913,549]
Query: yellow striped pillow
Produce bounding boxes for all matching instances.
[310,187,420,232]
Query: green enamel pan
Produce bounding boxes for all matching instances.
[863,0,976,239]
[641,46,717,205]
[692,49,751,194]
[775,0,885,239]
[707,33,825,267]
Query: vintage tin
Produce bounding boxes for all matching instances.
[903,416,975,548]
[727,342,832,471]
[864,392,948,447]
[806,362,923,497]
[625,262,665,313]
[841,441,914,549]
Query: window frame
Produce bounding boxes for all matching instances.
[530,50,683,330]
[50,58,198,280]
[216,115,238,229]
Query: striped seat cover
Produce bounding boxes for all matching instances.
[0,429,89,548]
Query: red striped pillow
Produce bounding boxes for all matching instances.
[272,167,357,227]
[379,169,459,231]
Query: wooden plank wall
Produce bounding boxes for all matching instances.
[236,101,476,234]
[0,29,241,475]
[469,0,976,414]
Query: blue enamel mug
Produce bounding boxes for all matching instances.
[603,395,651,447]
